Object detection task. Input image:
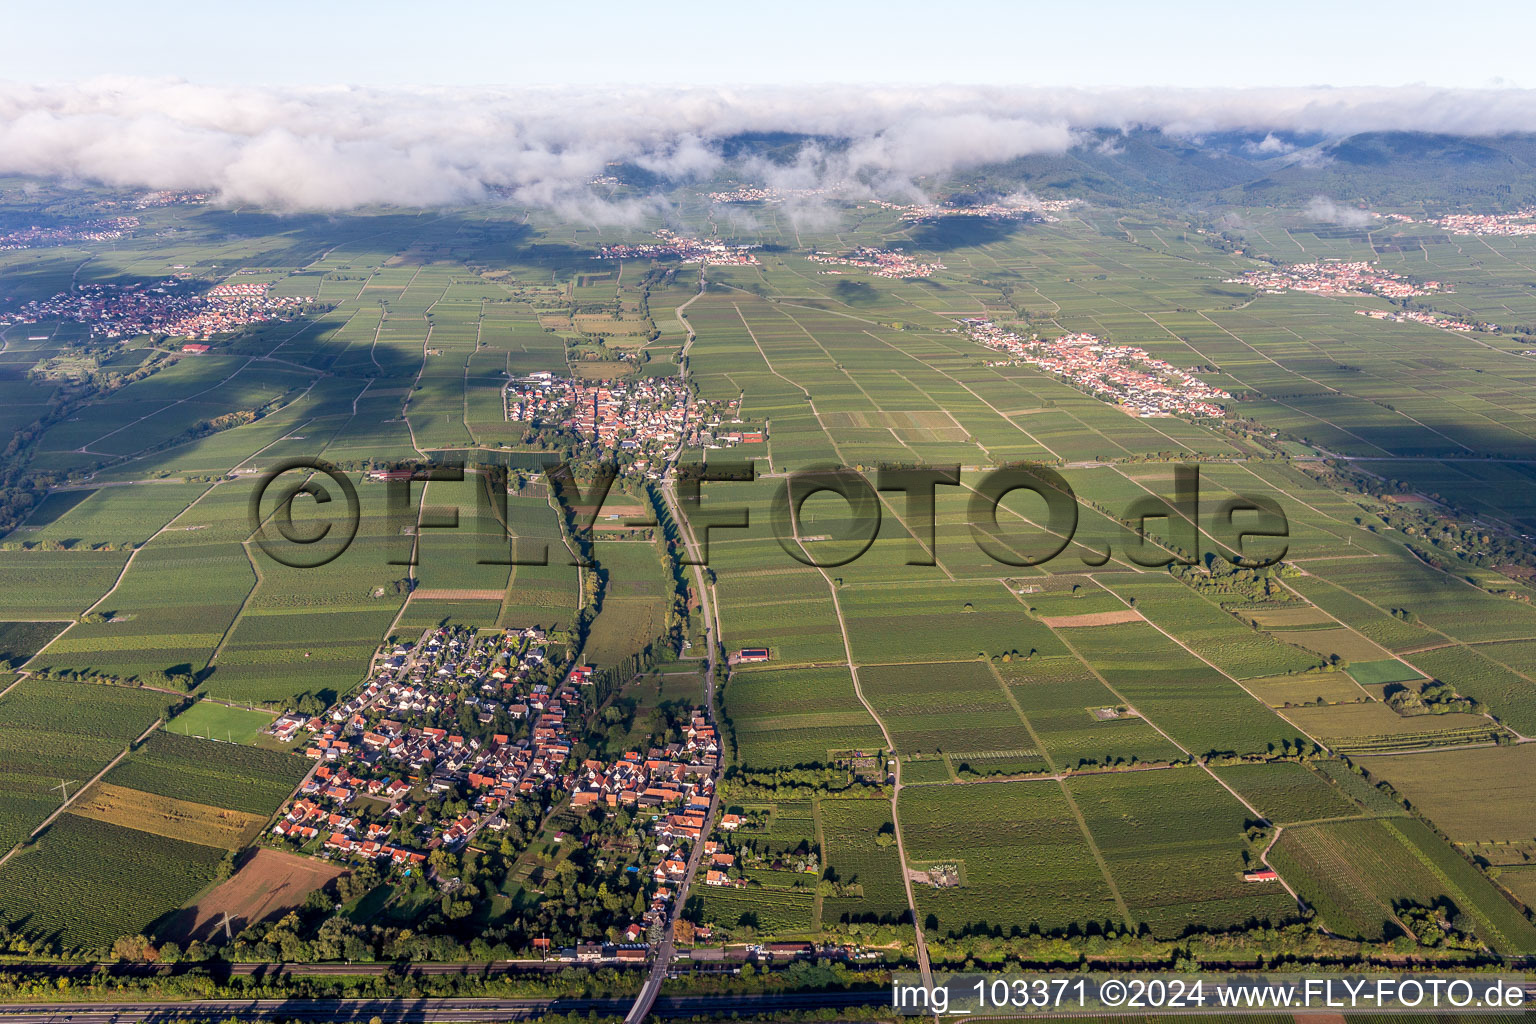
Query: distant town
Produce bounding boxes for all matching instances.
[873,196,1081,222]
[706,185,846,204]
[504,372,762,462]
[131,190,211,209]
[960,318,1230,418]
[1228,261,1441,298]
[0,216,138,251]
[598,230,760,266]
[0,279,309,341]
[807,247,944,278]
[1419,209,1536,237]
[1355,308,1497,332]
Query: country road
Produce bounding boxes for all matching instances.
[623,276,724,1024]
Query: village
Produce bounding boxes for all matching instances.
[960,318,1231,418]
[131,189,212,209]
[260,624,738,961]
[1355,308,1497,332]
[806,247,944,279]
[705,184,846,204]
[871,195,1081,222]
[0,278,309,341]
[598,229,760,266]
[0,216,139,251]
[266,626,577,862]
[1416,208,1536,237]
[503,372,762,461]
[1227,261,1441,298]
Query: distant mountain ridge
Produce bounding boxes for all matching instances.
[706,128,1536,211]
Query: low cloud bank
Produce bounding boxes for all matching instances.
[3,80,1536,214]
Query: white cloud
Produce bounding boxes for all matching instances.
[3,80,1536,213]
[1304,196,1374,226]
[1094,133,1126,156]
[1244,132,1295,155]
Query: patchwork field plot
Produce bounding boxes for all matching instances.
[996,656,1184,768]
[0,620,70,667]
[158,847,344,944]
[1097,576,1322,679]
[0,814,225,952]
[818,798,910,925]
[900,781,1121,936]
[727,798,818,861]
[1280,701,1497,754]
[860,661,1042,770]
[1346,659,1424,688]
[1055,621,1300,756]
[1244,671,1370,708]
[584,540,672,667]
[1211,762,1360,825]
[32,485,261,685]
[0,678,168,850]
[5,177,1536,965]
[68,781,265,849]
[0,727,315,947]
[1242,605,1336,628]
[712,572,849,666]
[1270,817,1536,952]
[1309,759,1408,816]
[0,550,131,620]
[723,666,885,769]
[839,580,1063,665]
[1067,769,1299,938]
[1402,645,1536,736]
[1356,746,1536,842]
[103,731,310,815]
[696,881,815,936]
[1036,608,1144,628]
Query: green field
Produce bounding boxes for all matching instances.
[1270,817,1536,952]
[723,665,886,769]
[1067,769,1299,939]
[0,621,70,667]
[103,731,310,815]
[3,164,1536,960]
[901,782,1121,936]
[819,797,911,926]
[1356,746,1536,842]
[1345,659,1425,687]
[1211,761,1361,825]
[0,678,170,850]
[0,814,225,953]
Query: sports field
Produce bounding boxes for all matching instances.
[163,699,278,744]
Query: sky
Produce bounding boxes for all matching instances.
[10,0,1535,90]
[5,1,1536,215]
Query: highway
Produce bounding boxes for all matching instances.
[0,989,888,1023]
